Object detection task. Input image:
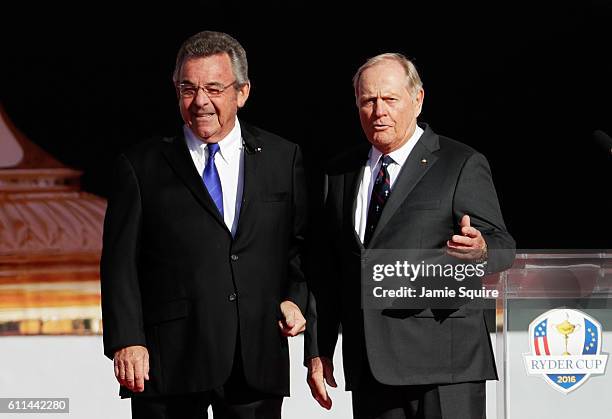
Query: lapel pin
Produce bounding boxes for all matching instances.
[420,158,428,165]
[243,141,263,154]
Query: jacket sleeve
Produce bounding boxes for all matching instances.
[304,172,342,361]
[453,152,516,273]
[282,145,309,312]
[100,154,146,360]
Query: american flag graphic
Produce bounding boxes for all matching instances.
[533,319,551,355]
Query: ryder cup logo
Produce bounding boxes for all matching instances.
[524,309,608,393]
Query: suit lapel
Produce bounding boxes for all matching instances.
[161,134,229,232]
[367,125,440,247]
[345,166,366,249]
[344,145,370,249]
[234,123,262,238]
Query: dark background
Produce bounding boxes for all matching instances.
[2,1,611,249]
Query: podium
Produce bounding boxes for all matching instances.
[494,252,612,419]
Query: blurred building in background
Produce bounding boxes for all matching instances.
[0,105,105,335]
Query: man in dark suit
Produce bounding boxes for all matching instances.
[305,53,515,419]
[100,31,307,419]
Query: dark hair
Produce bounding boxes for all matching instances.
[173,31,249,85]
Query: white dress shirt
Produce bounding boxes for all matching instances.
[184,118,244,236]
[354,125,424,243]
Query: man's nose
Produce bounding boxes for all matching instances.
[374,98,388,118]
[193,88,212,107]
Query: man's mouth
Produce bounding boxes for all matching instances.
[194,112,215,119]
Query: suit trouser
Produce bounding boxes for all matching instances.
[351,362,485,419]
[130,339,283,419]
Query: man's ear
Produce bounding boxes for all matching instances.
[237,82,251,108]
[414,88,424,117]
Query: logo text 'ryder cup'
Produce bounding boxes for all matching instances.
[523,309,608,393]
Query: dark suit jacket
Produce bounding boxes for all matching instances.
[101,121,307,397]
[306,123,515,390]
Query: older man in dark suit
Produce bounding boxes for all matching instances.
[101,31,307,419]
[305,53,515,419]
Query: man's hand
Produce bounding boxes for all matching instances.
[446,214,487,261]
[278,300,306,337]
[307,356,337,410]
[113,345,149,392]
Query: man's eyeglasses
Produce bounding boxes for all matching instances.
[176,81,238,98]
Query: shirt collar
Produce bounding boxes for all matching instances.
[368,124,424,169]
[183,117,242,163]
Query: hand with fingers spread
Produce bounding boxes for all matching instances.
[113,345,150,392]
[446,214,488,261]
[278,300,306,337]
[307,356,337,410]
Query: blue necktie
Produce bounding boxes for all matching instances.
[364,155,393,247]
[203,143,223,217]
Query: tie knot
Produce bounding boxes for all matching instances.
[207,143,220,158]
[381,155,393,167]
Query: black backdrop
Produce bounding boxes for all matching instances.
[2,1,611,249]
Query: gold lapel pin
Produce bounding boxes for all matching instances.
[420,158,428,165]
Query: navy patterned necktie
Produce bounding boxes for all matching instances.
[203,143,224,217]
[364,155,393,247]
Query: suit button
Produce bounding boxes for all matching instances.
[228,293,237,301]
[231,254,239,261]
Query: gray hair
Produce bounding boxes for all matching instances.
[352,53,423,98]
[172,31,249,85]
